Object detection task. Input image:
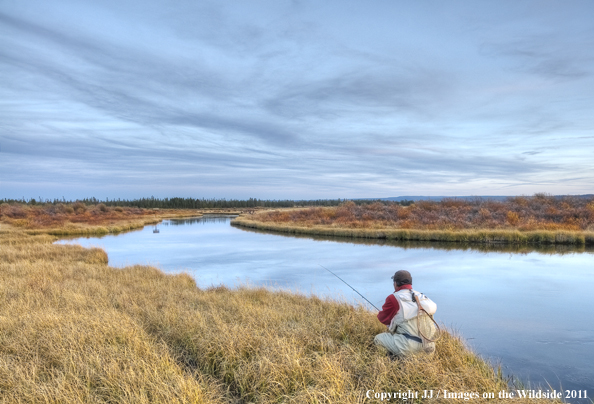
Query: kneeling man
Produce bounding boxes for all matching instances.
[374,270,438,357]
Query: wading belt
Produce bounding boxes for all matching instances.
[411,290,441,343]
[401,333,423,344]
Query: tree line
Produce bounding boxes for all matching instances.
[2,197,415,209]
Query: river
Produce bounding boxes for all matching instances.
[58,216,594,398]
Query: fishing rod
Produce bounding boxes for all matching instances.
[318,264,380,311]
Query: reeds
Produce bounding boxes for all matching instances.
[0,226,559,403]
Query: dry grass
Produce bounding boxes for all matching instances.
[0,230,222,403]
[0,203,203,236]
[232,218,594,246]
[235,222,594,254]
[235,196,594,245]
[0,223,559,403]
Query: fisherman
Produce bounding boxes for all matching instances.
[374,270,438,357]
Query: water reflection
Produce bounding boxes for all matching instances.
[167,215,236,225]
[233,222,594,255]
[57,216,594,399]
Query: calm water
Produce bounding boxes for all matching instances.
[59,216,594,397]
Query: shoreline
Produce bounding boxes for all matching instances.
[231,217,594,245]
[1,210,204,237]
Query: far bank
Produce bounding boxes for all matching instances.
[232,196,594,245]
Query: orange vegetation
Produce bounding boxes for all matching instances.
[252,195,594,232]
[1,202,163,229]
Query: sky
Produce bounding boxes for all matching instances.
[1,0,593,200]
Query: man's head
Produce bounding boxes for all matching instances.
[391,270,412,287]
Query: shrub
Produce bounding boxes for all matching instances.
[506,211,520,226]
[2,204,27,219]
[72,202,86,213]
[250,194,594,233]
[11,219,30,227]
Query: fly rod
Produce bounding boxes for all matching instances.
[319,264,380,311]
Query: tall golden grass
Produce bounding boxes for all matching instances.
[0,222,559,403]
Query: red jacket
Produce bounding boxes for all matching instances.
[377,284,413,326]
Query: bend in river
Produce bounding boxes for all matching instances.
[58,215,594,398]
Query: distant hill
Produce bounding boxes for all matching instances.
[368,194,594,202]
[379,196,509,202]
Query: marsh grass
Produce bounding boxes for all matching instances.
[0,202,202,234]
[234,222,594,254]
[0,223,559,403]
[235,196,594,245]
[232,218,594,246]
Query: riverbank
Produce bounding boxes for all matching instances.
[235,220,594,254]
[232,196,594,245]
[1,223,557,403]
[0,202,204,236]
[232,217,594,245]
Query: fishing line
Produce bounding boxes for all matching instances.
[318,264,380,311]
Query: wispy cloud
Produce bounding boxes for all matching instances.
[1,1,593,199]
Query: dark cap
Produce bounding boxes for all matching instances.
[391,270,412,286]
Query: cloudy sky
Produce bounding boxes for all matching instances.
[1,0,593,200]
